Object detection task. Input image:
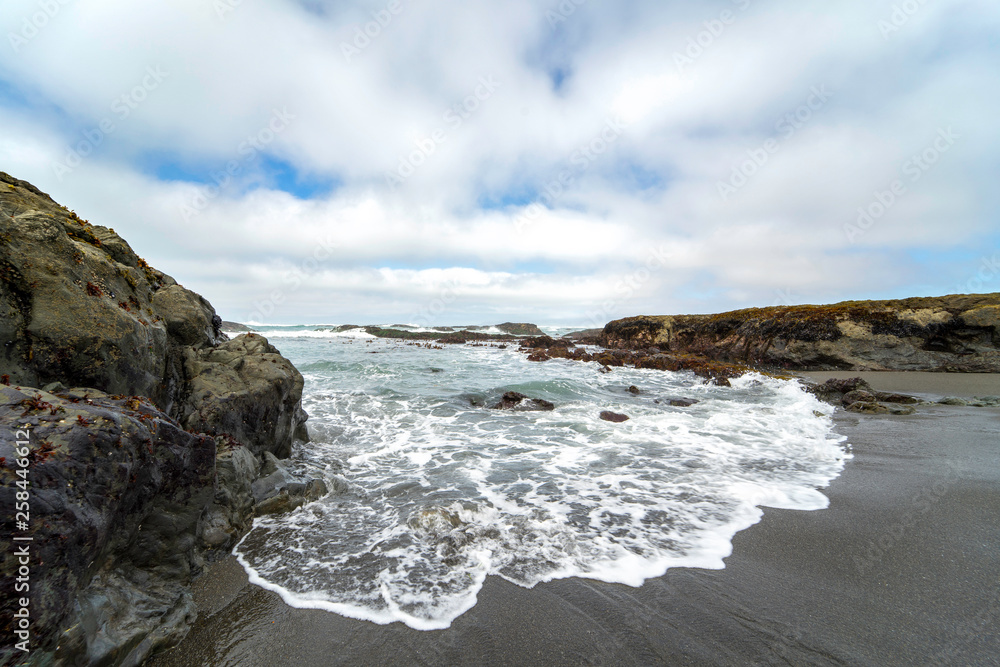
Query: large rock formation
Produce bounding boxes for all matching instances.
[0,172,309,665]
[601,295,1000,372]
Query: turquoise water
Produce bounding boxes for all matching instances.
[234,325,849,630]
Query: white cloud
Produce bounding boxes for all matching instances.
[2,0,999,324]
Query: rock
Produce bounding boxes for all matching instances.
[628,385,641,395]
[520,336,557,349]
[261,451,284,476]
[938,397,969,406]
[808,378,875,405]
[220,321,254,333]
[0,172,310,664]
[151,284,222,348]
[888,405,917,415]
[0,386,215,666]
[600,411,630,422]
[254,476,328,516]
[668,398,699,407]
[527,351,551,362]
[305,478,329,501]
[180,334,308,459]
[256,491,306,516]
[600,294,1000,372]
[561,328,603,345]
[969,396,1000,407]
[875,391,921,404]
[491,391,555,411]
[495,322,545,336]
[199,444,260,550]
[846,401,889,414]
[842,389,878,406]
[251,468,299,503]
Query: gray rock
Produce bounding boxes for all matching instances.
[668,398,700,407]
[256,491,306,516]
[491,391,555,411]
[305,478,329,501]
[938,397,969,406]
[846,401,889,414]
[261,451,285,476]
[180,333,308,459]
[251,469,298,503]
[0,172,310,665]
[0,386,215,666]
[842,389,878,406]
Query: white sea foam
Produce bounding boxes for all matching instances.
[235,339,850,630]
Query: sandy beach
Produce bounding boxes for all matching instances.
[146,373,1000,666]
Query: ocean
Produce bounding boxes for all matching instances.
[232,325,850,631]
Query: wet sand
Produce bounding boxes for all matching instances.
[147,374,1000,666]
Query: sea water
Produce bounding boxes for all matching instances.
[233,325,850,630]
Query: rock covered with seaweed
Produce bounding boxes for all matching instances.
[600,296,1000,372]
[0,172,309,665]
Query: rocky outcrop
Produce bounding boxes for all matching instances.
[0,172,310,665]
[601,295,1000,372]
[518,337,747,385]
[495,322,544,336]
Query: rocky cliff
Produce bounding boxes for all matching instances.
[0,172,309,665]
[601,295,1000,372]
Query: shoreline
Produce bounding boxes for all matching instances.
[147,373,1000,666]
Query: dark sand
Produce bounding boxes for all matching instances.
[147,374,1000,666]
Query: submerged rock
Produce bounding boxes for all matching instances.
[938,396,1000,407]
[668,398,700,407]
[491,391,555,411]
[600,411,630,423]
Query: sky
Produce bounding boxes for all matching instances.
[1,0,998,326]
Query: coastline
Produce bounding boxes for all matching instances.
[146,372,1000,666]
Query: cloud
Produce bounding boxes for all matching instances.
[2,0,998,324]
